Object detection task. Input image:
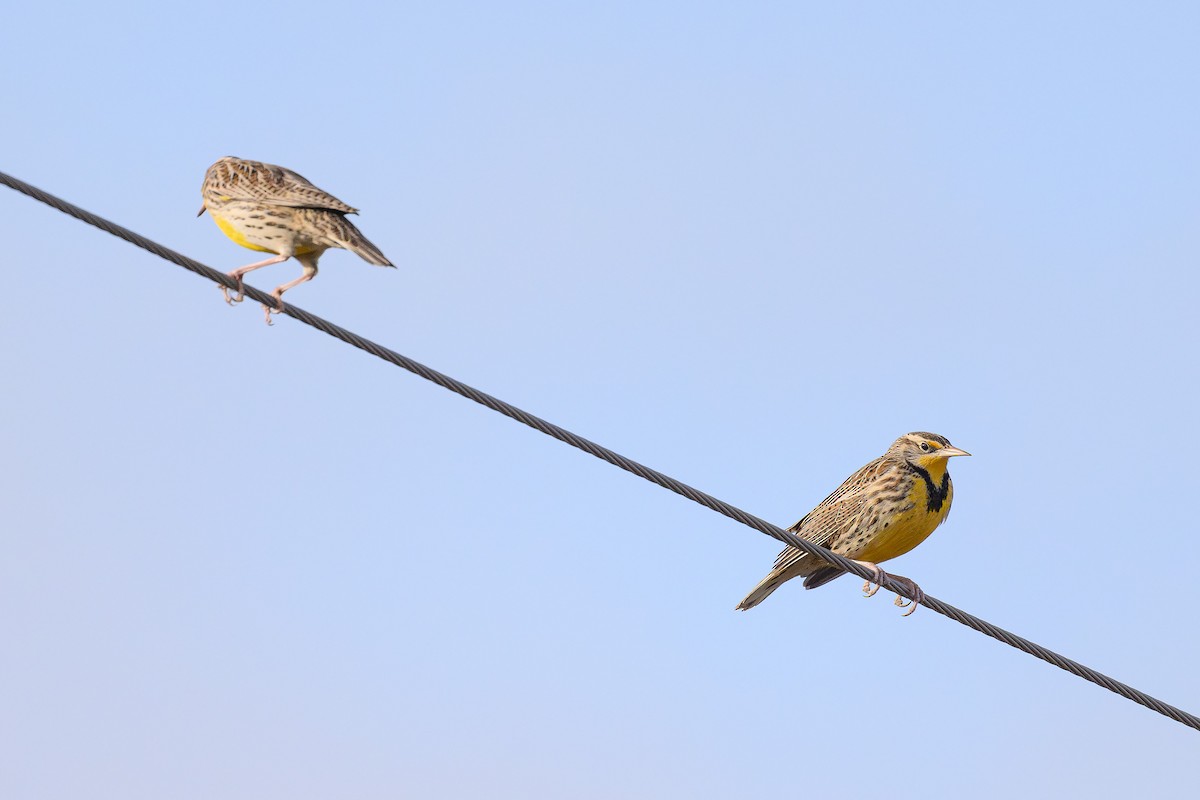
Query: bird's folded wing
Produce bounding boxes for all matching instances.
[770,457,884,571]
[220,162,359,214]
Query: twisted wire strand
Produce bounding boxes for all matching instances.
[3,169,1197,732]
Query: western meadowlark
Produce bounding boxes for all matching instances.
[736,432,970,616]
[199,156,394,323]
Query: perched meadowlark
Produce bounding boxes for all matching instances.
[199,156,393,323]
[736,432,969,616]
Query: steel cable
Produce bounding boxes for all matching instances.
[3,169,1197,732]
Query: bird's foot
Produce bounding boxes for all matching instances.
[261,294,286,325]
[889,575,925,617]
[855,560,888,598]
[222,274,246,305]
[854,561,923,616]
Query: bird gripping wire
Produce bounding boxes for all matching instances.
[2,168,1198,733]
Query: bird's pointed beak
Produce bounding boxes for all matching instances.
[940,447,971,457]
[197,205,207,217]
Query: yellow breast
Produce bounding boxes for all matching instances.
[854,463,953,564]
[211,213,276,254]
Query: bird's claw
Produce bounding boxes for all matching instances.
[262,295,286,325]
[890,576,925,617]
[222,275,246,305]
[856,561,923,616]
[857,561,887,598]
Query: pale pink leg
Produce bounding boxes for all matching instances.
[854,560,888,598]
[853,560,923,616]
[223,254,290,305]
[262,264,317,325]
[890,576,925,617]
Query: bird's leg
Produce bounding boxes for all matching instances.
[853,561,924,616]
[888,575,925,617]
[261,263,317,325]
[222,254,289,304]
[854,560,888,598]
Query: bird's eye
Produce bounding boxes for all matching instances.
[919,442,931,452]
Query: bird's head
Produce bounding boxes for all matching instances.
[889,432,970,469]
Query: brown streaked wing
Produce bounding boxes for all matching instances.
[769,456,886,572]
[211,159,359,214]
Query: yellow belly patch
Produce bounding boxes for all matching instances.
[854,468,952,564]
[854,508,942,564]
[212,214,276,254]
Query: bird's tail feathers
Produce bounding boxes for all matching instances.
[801,566,847,591]
[346,233,394,267]
[333,218,394,267]
[735,570,788,611]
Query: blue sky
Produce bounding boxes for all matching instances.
[3,2,1199,797]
